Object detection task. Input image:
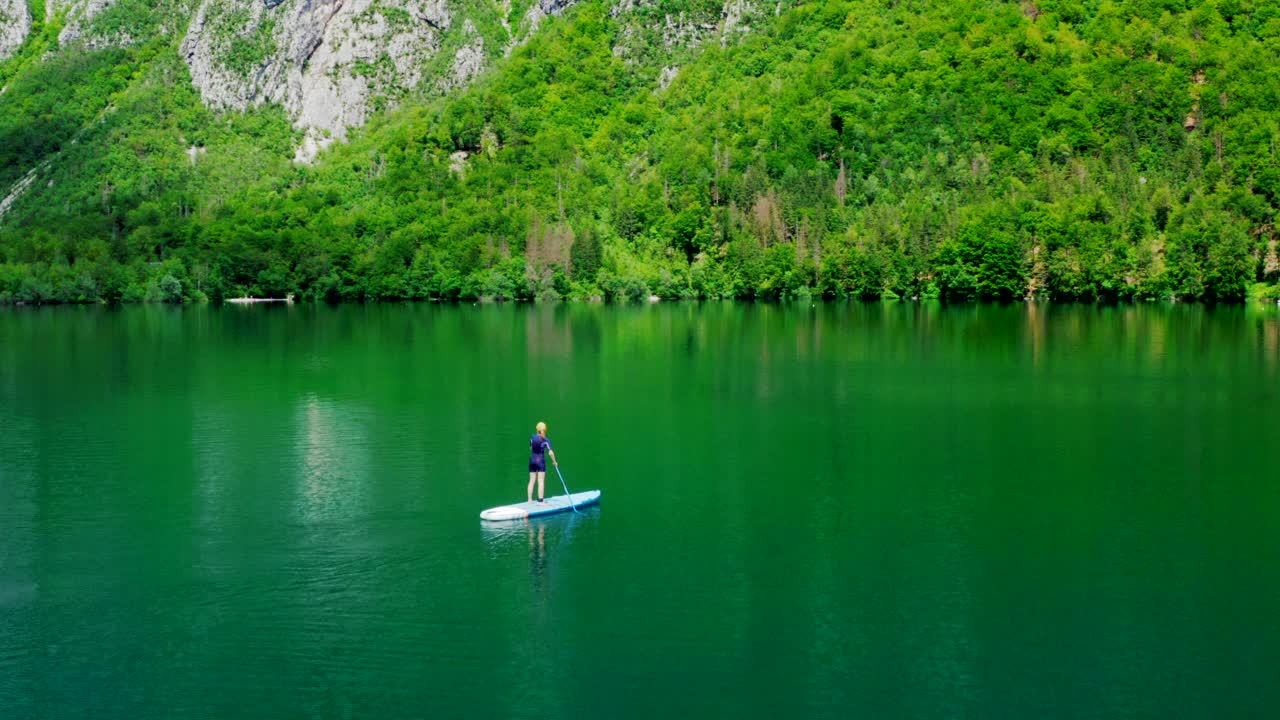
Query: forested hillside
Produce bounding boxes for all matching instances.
[2,0,1280,303]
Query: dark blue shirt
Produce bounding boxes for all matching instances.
[530,434,552,460]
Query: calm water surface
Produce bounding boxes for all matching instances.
[2,302,1278,718]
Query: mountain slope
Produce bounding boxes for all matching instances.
[2,0,1280,303]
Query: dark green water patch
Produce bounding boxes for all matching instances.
[2,302,1278,718]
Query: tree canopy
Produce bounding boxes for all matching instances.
[2,0,1279,304]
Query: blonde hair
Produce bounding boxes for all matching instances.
[536,421,547,433]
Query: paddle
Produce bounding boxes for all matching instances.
[553,464,582,514]
[546,442,581,514]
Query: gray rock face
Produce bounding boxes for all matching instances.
[56,0,123,46]
[523,0,575,30]
[661,1,759,48]
[450,41,485,86]
[610,1,764,86]
[657,64,678,90]
[720,0,754,47]
[182,0,452,162]
[165,0,757,163]
[510,0,578,53]
[443,21,485,92]
[0,0,33,61]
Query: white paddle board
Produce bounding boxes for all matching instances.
[480,490,601,521]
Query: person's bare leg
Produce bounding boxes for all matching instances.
[537,472,545,501]
[528,472,536,503]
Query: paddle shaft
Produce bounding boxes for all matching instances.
[545,442,580,513]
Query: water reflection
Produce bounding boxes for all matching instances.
[524,304,574,359]
[528,523,547,592]
[480,509,598,714]
[1258,310,1278,371]
[295,394,369,524]
[1026,301,1044,366]
[0,411,37,714]
[4,302,1279,718]
[191,405,236,579]
[480,511,597,595]
[479,511,593,552]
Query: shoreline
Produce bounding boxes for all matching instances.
[3,295,1278,309]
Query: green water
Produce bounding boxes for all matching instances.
[2,303,1278,719]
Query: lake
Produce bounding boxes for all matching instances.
[2,302,1278,718]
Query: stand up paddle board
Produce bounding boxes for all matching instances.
[480,490,601,521]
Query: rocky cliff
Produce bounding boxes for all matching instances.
[6,0,762,168]
[0,0,32,61]
[183,0,444,162]
[172,0,759,162]
[179,0,587,162]
[59,0,119,44]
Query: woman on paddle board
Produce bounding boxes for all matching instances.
[528,421,558,503]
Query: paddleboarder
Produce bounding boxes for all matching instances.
[528,421,558,504]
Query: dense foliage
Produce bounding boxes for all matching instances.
[2,0,1279,304]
